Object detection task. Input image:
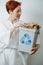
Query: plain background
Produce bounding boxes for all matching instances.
[0,0,43,65]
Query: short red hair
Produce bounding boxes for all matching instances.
[6,0,21,13]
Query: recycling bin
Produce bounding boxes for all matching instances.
[18,27,40,53]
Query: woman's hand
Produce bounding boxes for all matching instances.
[29,44,40,55]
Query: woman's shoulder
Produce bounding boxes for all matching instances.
[2,19,13,30]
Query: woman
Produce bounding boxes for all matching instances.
[1,0,40,65]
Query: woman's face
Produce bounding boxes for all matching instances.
[10,5,21,20]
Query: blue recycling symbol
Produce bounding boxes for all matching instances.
[20,33,32,45]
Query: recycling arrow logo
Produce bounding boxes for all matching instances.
[20,33,32,45]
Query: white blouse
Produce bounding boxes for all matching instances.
[1,19,40,65]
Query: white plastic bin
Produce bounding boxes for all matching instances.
[18,27,40,53]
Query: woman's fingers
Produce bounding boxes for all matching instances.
[29,44,40,55]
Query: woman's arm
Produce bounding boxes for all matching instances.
[10,23,25,37]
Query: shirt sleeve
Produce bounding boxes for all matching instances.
[0,31,10,48]
[0,22,10,48]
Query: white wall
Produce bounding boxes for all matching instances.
[0,0,43,65]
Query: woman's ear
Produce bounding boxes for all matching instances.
[9,10,12,14]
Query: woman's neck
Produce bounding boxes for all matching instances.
[8,16,17,24]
